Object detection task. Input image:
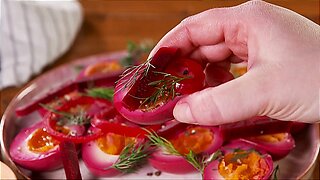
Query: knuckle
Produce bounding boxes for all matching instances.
[179,16,193,28]
[242,0,268,8]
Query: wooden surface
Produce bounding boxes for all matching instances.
[1,0,319,178]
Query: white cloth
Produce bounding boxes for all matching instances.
[0,0,82,89]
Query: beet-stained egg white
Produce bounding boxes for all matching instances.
[82,127,137,177]
[241,132,295,160]
[10,121,85,171]
[114,47,206,125]
[149,125,223,174]
[10,122,62,171]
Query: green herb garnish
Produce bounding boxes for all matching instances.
[120,40,153,67]
[272,165,280,180]
[116,58,155,94]
[73,65,85,73]
[207,150,223,162]
[145,129,210,175]
[146,129,180,156]
[110,142,153,174]
[86,87,114,101]
[229,148,260,163]
[39,103,91,126]
[138,71,188,109]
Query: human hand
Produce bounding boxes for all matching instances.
[149,0,320,125]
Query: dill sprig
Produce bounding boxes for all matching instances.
[272,165,280,180]
[146,129,180,156]
[120,41,153,67]
[185,151,206,173]
[140,71,188,106]
[207,150,223,162]
[229,148,261,163]
[39,103,91,126]
[115,58,155,94]
[111,142,153,174]
[133,71,189,109]
[145,129,210,175]
[185,150,223,175]
[86,87,114,101]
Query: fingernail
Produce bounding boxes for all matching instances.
[173,102,197,124]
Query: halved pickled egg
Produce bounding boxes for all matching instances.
[203,140,273,180]
[114,47,206,125]
[149,126,223,174]
[10,122,62,171]
[241,132,295,160]
[82,127,136,177]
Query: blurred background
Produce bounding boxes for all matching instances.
[0,0,319,179]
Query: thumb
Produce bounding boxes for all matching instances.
[173,71,267,125]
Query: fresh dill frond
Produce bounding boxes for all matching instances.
[86,87,114,101]
[111,142,153,174]
[120,41,154,67]
[145,129,212,175]
[39,103,91,126]
[185,151,204,173]
[272,165,280,180]
[145,129,180,156]
[115,58,155,94]
[133,71,189,109]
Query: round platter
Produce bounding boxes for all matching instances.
[1,52,319,179]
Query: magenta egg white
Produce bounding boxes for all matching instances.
[149,126,223,174]
[114,84,182,125]
[113,54,182,125]
[9,122,62,171]
[114,47,204,125]
[82,127,134,177]
[240,132,295,160]
[82,139,119,177]
[10,121,85,171]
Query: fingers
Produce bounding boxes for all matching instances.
[149,8,238,61]
[189,43,233,63]
[173,71,267,125]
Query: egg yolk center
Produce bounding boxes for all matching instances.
[84,61,122,76]
[27,128,59,153]
[231,65,247,78]
[68,104,90,114]
[97,133,135,155]
[54,125,71,135]
[169,127,213,155]
[218,150,269,180]
[45,91,81,109]
[252,133,286,143]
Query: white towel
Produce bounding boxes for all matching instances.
[0,0,83,89]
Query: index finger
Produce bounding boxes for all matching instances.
[149,5,248,62]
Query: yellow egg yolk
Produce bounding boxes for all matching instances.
[54,125,71,135]
[169,127,213,155]
[218,150,269,180]
[252,133,286,143]
[231,65,247,78]
[45,91,81,108]
[68,105,90,114]
[27,128,59,153]
[97,133,135,155]
[84,61,122,76]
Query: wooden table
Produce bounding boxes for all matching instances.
[1,0,319,179]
